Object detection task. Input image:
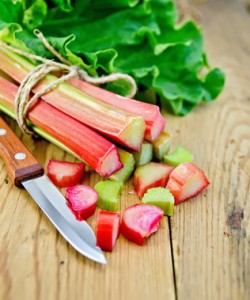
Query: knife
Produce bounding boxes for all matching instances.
[0,117,106,264]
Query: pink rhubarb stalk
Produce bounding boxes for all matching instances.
[65,185,98,221]
[68,77,166,142]
[0,48,145,151]
[0,76,123,177]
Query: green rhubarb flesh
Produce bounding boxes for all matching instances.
[142,187,174,216]
[109,148,135,183]
[132,142,153,166]
[94,180,123,212]
[0,48,145,151]
[152,131,172,160]
[163,146,193,167]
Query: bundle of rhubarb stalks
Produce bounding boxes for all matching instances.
[0,47,209,252]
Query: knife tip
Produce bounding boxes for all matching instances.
[83,247,107,265]
[98,255,107,265]
[90,254,107,265]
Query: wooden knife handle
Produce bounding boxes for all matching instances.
[0,118,44,187]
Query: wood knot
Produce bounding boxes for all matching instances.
[245,2,250,14]
[227,208,244,230]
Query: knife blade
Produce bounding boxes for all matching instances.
[0,117,106,264]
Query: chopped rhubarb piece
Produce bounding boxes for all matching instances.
[142,187,174,216]
[0,49,146,151]
[152,131,172,160]
[121,204,164,245]
[68,77,166,142]
[96,211,120,252]
[163,146,193,167]
[94,180,123,212]
[133,162,174,199]
[166,162,210,204]
[65,185,98,221]
[132,142,153,166]
[0,76,123,177]
[109,148,135,183]
[47,159,85,187]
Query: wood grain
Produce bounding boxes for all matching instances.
[0,1,249,300]
[171,0,250,299]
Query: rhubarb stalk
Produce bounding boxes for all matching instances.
[68,77,166,142]
[0,76,123,177]
[0,48,145,151]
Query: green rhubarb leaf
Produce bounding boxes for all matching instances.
[0,23,34,55]
[50,0,73,12]
[0,0,24,25]
[151,0,178,28]
[83,49,117,74]
[91,0,141,9]
[46,35,95,73]
[102,77,136,97]
[23,0,48,30]
[202,68,226,102]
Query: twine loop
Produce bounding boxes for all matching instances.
[0,29,137,135]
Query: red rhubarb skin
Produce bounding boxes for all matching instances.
[166,162,210,204]
[65,185,98,221]
[96,211,120,252]
[121,204,164,246]
[134,176,172,199]
[0,77,123,177]
[133,164,174,199]
[68,77,166,142]
[47,160,85,187]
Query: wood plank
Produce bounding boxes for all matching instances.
[0,117,175,300]
[171,0,250,299]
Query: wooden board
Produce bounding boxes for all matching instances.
[0,0,249,299]
[171,0,250,299]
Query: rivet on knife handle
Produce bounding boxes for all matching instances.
[0,118,44,187]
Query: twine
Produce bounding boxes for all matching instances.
[0,29,137,135]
